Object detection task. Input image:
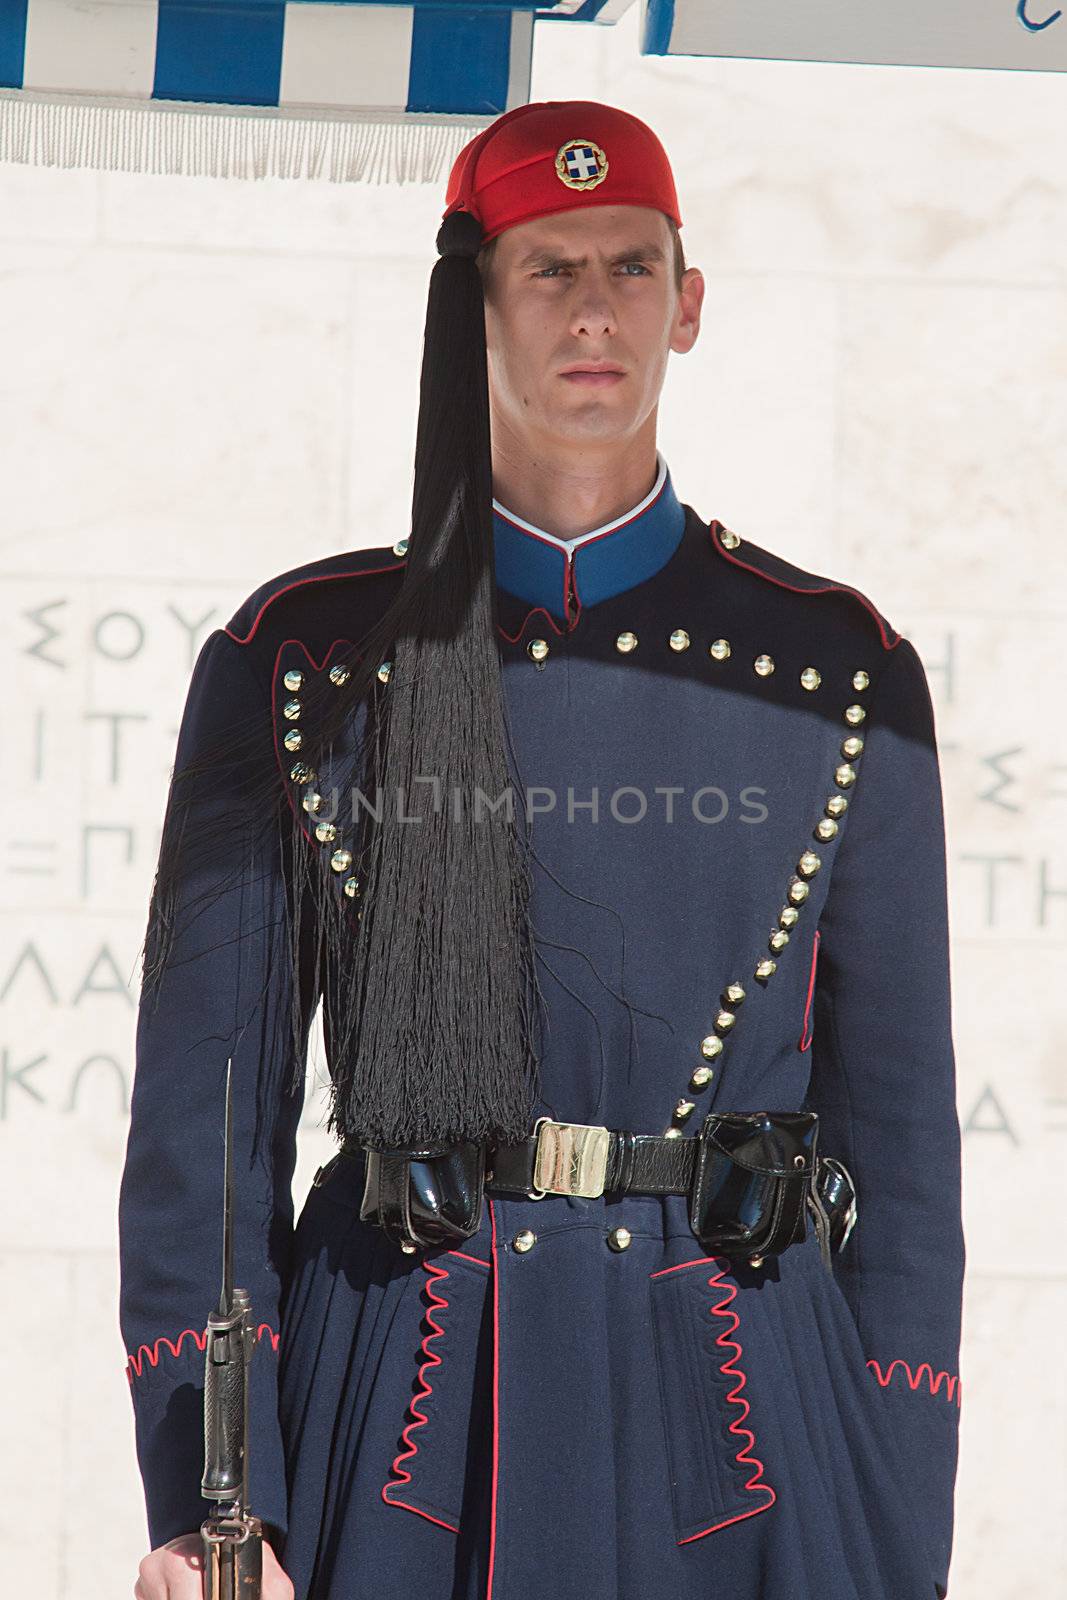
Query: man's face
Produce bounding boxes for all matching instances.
[481,204,702,454]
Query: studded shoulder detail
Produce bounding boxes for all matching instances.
[271,637,394,911]
[706,519,900,652]
[225,540,409,648]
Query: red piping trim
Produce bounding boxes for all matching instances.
[650,1255,777,1542]
[125,1322,278,1383]
[446,1249,491,1269]
[381,1258,461,1531]
[798,928,820,1051]
[486,1197,501,1599]
[224,561,405,646]
[866,1358,962,1407]
[707,522,900,653]
[497,600,567,644]
[496,555,583,643]
[565,557,583,633]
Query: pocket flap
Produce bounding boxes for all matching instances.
[382,1248,493,1532]
[649,1257,778,1545]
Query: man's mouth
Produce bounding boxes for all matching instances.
[559,366,626,387]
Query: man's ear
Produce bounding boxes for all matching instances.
[671,266,704,356]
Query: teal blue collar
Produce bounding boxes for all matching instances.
[492,453,686,620]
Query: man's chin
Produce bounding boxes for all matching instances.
[547,397,635,439]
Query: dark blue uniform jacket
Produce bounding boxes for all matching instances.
[118,460,965,1600]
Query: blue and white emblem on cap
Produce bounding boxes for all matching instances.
[555,139,609,191]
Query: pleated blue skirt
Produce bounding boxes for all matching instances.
[277,1153,940,1600]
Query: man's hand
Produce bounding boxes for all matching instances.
[134,1531,295,1599]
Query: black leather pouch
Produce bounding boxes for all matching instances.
[359,1140,486,1249]
[687,1110,819,1260]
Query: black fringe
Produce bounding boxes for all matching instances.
[140,209,543,1154]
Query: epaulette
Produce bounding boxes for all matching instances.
[706,519,900,652]
[224,539,409,647]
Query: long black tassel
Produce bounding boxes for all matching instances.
[320,208,542,1150]
[140,208,543,1153]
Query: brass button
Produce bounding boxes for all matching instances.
[344,877,360,899]
[719,527,741,550]
[513,1229,536,1253]
[528,638,549,663]
[842,735,864,758]
[749,1254,765,1268]
[669,629,690,652]
[788,878,810,905]
[852,670,870,692]
[700,1034,724,1060]
[315,821,337,843]
[289,762,315,784]
[815,818,838,841]
[779,905,800,929]
[400,1240,417,1254]
[754,958,777,981]
[392,538,409,557]
[283,669,304,692]
[708,638,731,661]
[797,850,821,878]
[714,1008,736,1032]
[302,792,323,814]
[283,729,302,752]
[753,653,775,677]
[607,1226,632,1252]
[826,794,848,817]
[377,661,392,684]
[616,631,638,653]
[690,1064,714,1089]
[723,982,746,1006]
[283,698,301,721]
[331,849,353,874]
[329,664,350,686]
[663,1127,683,1139]
[844,704,866,726]
[835,762,857,788]
[800,666,821,691]
[674,1098,695,1121]
[769,929,790,952]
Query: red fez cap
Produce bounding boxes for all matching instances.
[441,99,682,246]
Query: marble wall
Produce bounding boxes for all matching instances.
[1,6,1063,1594]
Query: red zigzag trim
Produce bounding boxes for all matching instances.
[651,1256,777,1543]
[867,1358,962,1406]
[125,1323,279,1383]
[380,1254,484,1533]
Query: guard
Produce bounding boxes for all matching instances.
[121,99,965,1600]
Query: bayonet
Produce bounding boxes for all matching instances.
[200,1059,264,1597]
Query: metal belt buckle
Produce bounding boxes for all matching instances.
[529,1116,611,1200]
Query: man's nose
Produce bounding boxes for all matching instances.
[569,298,617,337]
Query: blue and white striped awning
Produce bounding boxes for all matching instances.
[643,0,1067,74]
[0,0,634,182]
[1,0,1061,186]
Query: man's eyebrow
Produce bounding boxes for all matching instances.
[516,240,667,269]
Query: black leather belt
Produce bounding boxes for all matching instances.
[485,1119,697,1199]
[334,1112,858,1267]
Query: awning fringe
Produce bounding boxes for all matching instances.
[0,89,490,183]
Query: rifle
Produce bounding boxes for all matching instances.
[200,1059,264,1597]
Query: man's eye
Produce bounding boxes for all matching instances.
[533,263,649,279]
